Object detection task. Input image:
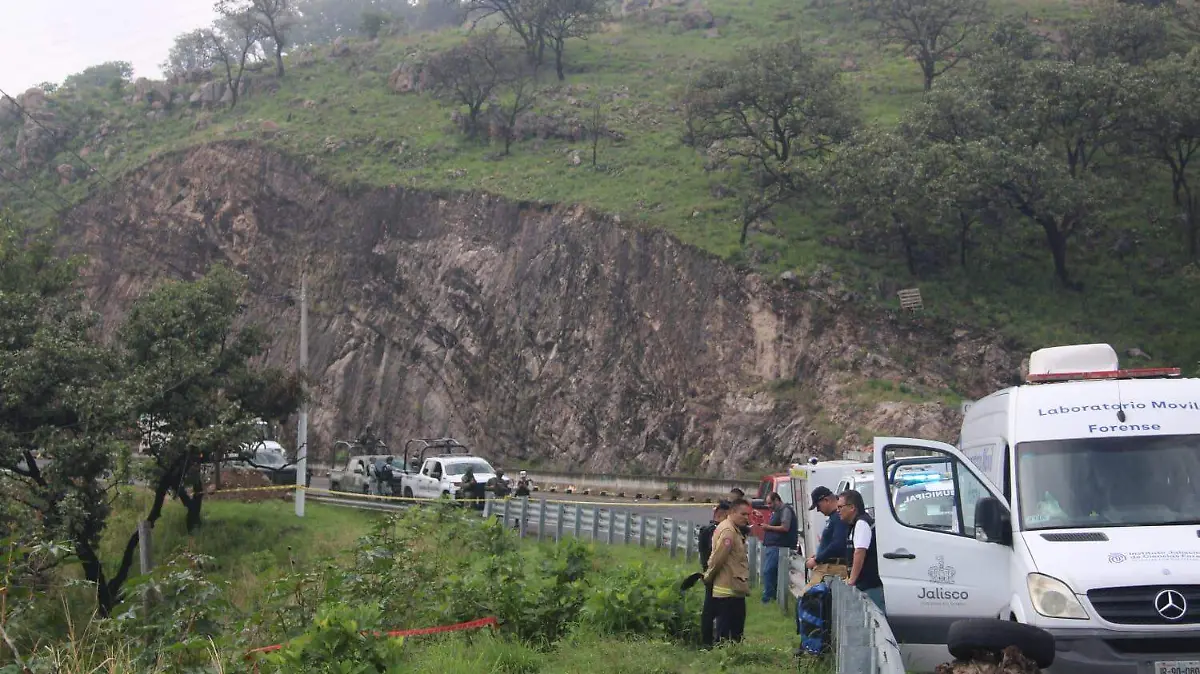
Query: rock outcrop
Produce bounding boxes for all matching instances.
[62,142,1019,475]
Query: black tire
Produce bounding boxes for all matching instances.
[947,618,1055,669]
[403,487,413,498]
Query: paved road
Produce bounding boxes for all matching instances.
[307,476,716,524]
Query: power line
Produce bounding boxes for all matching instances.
[0,154,74,210]
[0,87,119,192]
[0,168,69,217]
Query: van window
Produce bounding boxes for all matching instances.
[883,447,996,539]
[1016,434,1200,530]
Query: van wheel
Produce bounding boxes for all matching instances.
[947,618,1055,669]
[330,482,340,492]
[403,487,413,498]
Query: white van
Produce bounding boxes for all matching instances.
[788,461,872,558]
[871,344,1200,674]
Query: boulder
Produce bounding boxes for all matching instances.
[190,81,227,108]
[330,36,351,57]
[388,56,428,93]
[261,120,281,138]
[680,7,715,29]
[57,163,76,185]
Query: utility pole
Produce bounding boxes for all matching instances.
[296,274,309,517]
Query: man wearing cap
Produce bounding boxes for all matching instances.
[802,486,849,592]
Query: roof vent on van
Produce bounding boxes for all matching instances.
[1026,344,1181,384]
[1029,344,1119,376]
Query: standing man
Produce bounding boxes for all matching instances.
[760,492,798,604]
[838,489,884,612]
[703,498,752,644]
[803,486,849,592]
[698,500,731,648]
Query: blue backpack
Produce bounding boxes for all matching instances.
[797,581,833,656]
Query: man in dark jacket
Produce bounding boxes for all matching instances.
[802,486,850,592]
[698,500,731,648]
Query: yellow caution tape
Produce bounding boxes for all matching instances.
[205,485,717,508]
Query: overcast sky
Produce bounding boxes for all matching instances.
[0,0,217,94]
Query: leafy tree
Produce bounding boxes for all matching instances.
[205,11,267,108]
[426,32,520,138]
[1063,0,1169,65]
[162,29,218,77]
[861,0,990,91]
[0,213,129,616]
[684,39,857,244]
[120,265,301,536]
[218,0,296,78]
[1138,50,1200,258]
[541,0,607,80]
[63,61,134,90]
[829,129,995,275]
[904,58,1140,287]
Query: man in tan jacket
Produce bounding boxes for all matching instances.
[702,497,752,643]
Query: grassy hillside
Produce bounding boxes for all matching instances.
[5,0,1199,373]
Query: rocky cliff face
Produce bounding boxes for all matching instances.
[63,141,1019,475]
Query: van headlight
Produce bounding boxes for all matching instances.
[1027,573,1088,620]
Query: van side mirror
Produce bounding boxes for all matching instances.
[974,497,1013,546]
[751,498,766,509]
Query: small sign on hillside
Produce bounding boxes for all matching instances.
[897,288,923,311]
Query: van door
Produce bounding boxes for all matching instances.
[872,437,1013,647]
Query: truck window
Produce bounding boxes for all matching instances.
[757,479,773,500]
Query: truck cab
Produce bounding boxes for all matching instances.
[870,344,1200,674]
[401,437,498,500]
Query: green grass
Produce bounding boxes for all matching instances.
[23,496,814,672]
[98,491,380,606]
[7,0,1199,374]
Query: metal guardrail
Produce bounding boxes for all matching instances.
[307,492,796,611]
[484,497,795,612]
[831,578,904,674]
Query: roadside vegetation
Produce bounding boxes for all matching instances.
[0,496,816,674]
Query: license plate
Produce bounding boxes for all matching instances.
[1156,661,1200,674]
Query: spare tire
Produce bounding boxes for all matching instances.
[947,618,1055,669]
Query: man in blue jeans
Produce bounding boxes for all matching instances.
[760,491,798,603]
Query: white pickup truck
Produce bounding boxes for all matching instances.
[399,438,500,500]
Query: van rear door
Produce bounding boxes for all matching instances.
[872,437,1013,648]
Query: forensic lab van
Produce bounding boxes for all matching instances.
[871,344,1200,674]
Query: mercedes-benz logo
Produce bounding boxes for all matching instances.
[1154,589,1188,621]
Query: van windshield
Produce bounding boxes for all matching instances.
[1016,434,1200,530]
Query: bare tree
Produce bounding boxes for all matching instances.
[218,0,295,77]
[206,11,266,108]
[542,0,607,80]
[496,65,538,154]
[426,32,516,138]
[583,100,607,167]
[865,0,990,91]
[464,0,548,66]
